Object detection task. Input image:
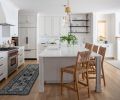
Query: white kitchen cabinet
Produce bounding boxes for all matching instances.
[24,49,37,59]
[0,52,8,81]
[53,16,61,36]
[18,12,38,59]
[19,27,37,59]
[27,28,37,49]
[18,46,24,67]
[41,16,66,36]
[19,14,37,28]
[44,16,52,35]
[19,27,37,49]
[19,28,28,49]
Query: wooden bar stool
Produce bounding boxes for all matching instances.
[61,51,91,100]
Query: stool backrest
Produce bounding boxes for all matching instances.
[85,43,93,51]
[92,45,99,53]
[75,51,91,72]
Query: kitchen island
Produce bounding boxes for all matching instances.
[39,45,102,93]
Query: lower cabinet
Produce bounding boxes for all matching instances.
[24,49,37,59]
[18,46,24,67]
[0,52,8,81]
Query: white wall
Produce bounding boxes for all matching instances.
[93,13,115,42]
[114,12,120,60]
[92,13,116,58]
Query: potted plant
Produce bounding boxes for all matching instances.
[60,33,77,46]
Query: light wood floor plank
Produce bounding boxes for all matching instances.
[0,60,120,100]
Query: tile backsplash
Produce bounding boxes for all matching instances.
[0,26,11,46]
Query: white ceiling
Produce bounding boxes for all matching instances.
[10,0,120,14]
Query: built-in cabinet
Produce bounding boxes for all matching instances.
[0,52,8,81]
[18,12,38,59]
[38,16,68,36]
[19,14,37,28]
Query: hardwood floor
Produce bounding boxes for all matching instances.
[0,60,120,100]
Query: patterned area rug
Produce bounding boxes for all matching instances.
[0,64,39,95]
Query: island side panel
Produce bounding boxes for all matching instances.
[96,56,102,92]
[44,57,76,83]
[39,57,44,92]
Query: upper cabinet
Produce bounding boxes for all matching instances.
[38,15,68,37]
[19,14,37,28]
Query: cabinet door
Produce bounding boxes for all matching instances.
[19,15,28,27]
[25,50,36,58]
[19,28,28,49]
[38,16,44,36]
[19,14,37,27]
[44,16,52,35]
[27,15,37,27]
[27,28,37,49]
[53,16,61,36]
[59,17,69,35]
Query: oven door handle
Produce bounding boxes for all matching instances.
[9,55,18,59]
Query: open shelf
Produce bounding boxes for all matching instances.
[69,32,89,33]
[72,20,89,21]
[70,26,89,27]
[70,14,90,34]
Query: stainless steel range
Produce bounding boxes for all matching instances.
[0,47,18,75]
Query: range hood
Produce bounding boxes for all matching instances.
[0,3,14,26]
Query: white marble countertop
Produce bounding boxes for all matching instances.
[39,45,101,57]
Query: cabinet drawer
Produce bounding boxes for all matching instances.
[0,69,4,81]
[0,56,4,62]
[0,57,7,66]
[25,50,36,58]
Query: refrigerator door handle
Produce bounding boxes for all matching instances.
[25,49,31,51]
[26,37,28,44]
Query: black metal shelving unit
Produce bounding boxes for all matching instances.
[69,14,90,34]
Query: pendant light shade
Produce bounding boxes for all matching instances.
[65,6,71,14]
[64,0,71,14]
